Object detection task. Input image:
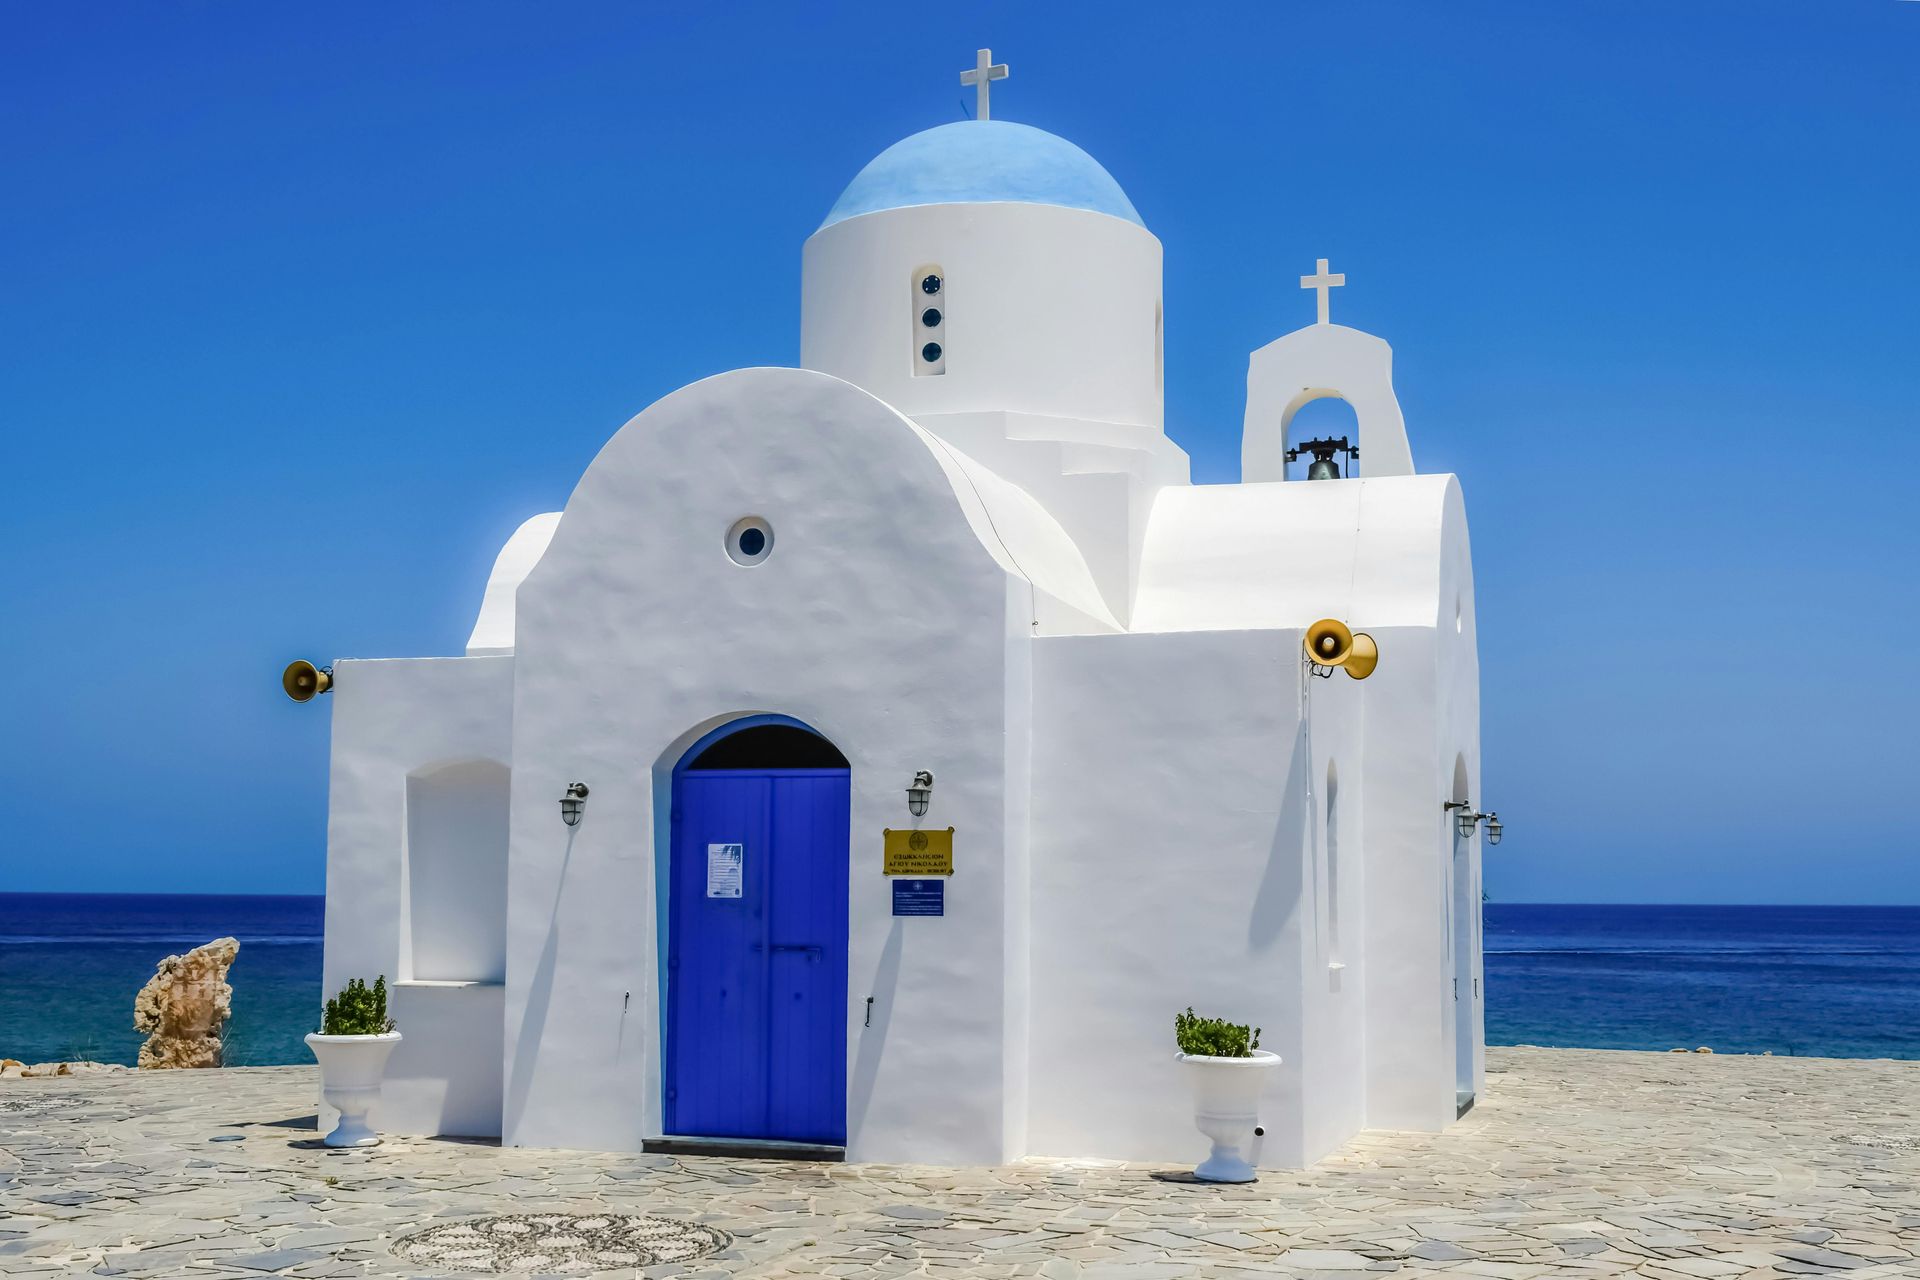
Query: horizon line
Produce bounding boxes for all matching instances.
[2,890,1917,910]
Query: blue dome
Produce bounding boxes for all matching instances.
[819,121,1144,231]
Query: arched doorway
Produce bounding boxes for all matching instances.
[665,716,851,1144]
[1449,754,1475,1114]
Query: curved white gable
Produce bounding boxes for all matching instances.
[520,367,1116,639]
[465,511,562,656]
[910,424,1120,634]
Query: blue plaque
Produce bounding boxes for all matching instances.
[892,878,944,917]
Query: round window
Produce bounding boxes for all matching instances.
[920,273,942,295]
[921,306,942,328]
[921,341,943,364]
[726,516,774,566]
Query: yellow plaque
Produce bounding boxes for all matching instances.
[883,827,954,876]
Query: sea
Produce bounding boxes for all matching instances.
[1484,902,1920,1059]
[1,896,1916,1065]
[0,894,323,1067]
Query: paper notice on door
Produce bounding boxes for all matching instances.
[706,843,744,899]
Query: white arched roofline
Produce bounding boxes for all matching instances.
[466,512,562,656]
[515,367,1119,640]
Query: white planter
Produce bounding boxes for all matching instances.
[1177,1049,1280,1182]
[305,1031,401,1148]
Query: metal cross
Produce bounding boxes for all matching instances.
[1300,257,1346,325]
[960,48,1009,121]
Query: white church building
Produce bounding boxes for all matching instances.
[305,56,1486,1170]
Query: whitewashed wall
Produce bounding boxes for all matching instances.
[503,368,1046,1163]
[1031,631,1291,1163]
[1437,482,1484,1105]
[322,656,513,1139]
[1357,479,1481,1133]
[1293,659,1368,1165]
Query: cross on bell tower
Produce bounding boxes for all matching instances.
[1300,257,1346,325]
[961,48,1009,121]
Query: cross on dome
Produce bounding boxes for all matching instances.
[961,48,1009,121]
[1300,258,1346,325]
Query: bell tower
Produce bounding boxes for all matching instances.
[1242,259,1417,483]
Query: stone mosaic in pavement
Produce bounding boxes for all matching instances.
[392,1213,731,1273]
[1,1046,1916,1278]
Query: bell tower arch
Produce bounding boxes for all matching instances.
[1241,264,1416,483]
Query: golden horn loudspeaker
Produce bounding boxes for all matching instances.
[1304,618,1354,666]
[1343,632,1379,680]
[282,660,332,703]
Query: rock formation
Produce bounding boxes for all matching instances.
[1,1059,129,1078]
[133,936,239,1069]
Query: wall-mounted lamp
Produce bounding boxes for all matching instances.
[1444,801,1503,842]
[560,782,590,827]
[906,770,934,818]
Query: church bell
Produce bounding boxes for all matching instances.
[1286,435,1358,482]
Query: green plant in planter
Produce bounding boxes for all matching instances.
[1175,1007,1261,1058]
[322,976,396,1036]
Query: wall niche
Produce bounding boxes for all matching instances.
[403,759,509,983]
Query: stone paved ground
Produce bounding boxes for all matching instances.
[2,1047,1917,1278]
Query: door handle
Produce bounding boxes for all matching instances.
[749,942,823,957]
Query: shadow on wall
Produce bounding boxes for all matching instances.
[847,919,905,1142]
[501,824,579,1143]
[1249,723,1310,952]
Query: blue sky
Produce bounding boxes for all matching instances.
[3,3,1915,901]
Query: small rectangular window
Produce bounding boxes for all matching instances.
[912,263,945,376]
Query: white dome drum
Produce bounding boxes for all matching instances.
[802,121,1164,431]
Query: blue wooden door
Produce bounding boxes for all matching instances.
[667,767,849,1143]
